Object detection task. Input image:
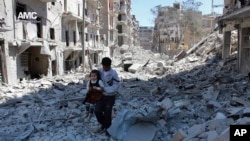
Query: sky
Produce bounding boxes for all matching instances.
[131,0,224,27]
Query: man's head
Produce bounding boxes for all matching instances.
[101,57,112,71]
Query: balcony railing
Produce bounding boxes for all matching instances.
[84,16,91,25]
[86,0,101,9]
[39,0,56,2]
[117,19,127,25]
[62,12,83,22]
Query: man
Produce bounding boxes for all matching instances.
[95,57,120,135]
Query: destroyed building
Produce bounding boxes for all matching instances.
[218,0,250,75]
[138,26,154,50]
[0,0,139,84]
[152,2,218,56]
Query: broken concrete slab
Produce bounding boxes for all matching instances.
[206,131,219,141]
[183,124,206,141]
[174,100,190,108]
[187,56,199,62]
[174,50,187,61]
[123,122,157,141]
[211,128,229,141]
[171,129,187,141]
[128,63,143,73]
[157,98,173,111]
[123,60,133,72]
[232,97,250,107]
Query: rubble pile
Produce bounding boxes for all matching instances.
[0,30,249,141]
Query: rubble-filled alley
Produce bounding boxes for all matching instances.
[1,31,249,141]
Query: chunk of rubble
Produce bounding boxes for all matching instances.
[183,124,206,141]
[211,128,229,141]
[124,122,157,141]
[128,63,142,73]
[171,129,187,141]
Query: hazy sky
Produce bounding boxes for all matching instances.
[131,0,224,27]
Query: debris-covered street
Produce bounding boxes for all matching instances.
[1,31,249,141]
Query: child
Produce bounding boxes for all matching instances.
[83,69,104,120]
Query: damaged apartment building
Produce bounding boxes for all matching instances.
[116,0,138,47]
[0,0,139,84]
[152,2,217,55]
[218,0,250,75]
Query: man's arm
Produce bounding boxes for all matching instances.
[104,70,120,94]
[94,80,104,92]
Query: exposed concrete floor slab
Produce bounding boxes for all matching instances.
[123,122,157,141]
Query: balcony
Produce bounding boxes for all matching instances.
[0,26,12,32]
[88,20,101,29]
[39,0,56,2]
[109,25,117,31]
[119,6,127,14]
[95,23,102,29]
[84,16,91,25]
[109,10,118,16]
[221,6,250,21]
[62,12,83,22]
[118,33,128,37]
[0,19,12,32]
[87,0,101,9]
[117,19,128,25]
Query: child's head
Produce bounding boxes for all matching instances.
[89,69,101,81]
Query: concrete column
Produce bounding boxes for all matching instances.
[222,31,231,60]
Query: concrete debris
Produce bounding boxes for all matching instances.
[0,31,250,140]
[124,122,157,141]
[171,129,187,141]
[128,63,143,73]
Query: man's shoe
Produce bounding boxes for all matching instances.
[92,125,105,133]
[86,113,93,121]
[84,112,89,118]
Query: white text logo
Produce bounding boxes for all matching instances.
[17,12,37,20]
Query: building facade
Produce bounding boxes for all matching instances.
[219,0,250,74]
[153,4,182,54]
[138,26,153,50]
[117,0,131,47]
[0,0,60,84]
[0,0,138,84]
[99,0,119,57]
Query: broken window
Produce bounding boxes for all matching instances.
[110,31,113,41]
[73,30,76,45]
[52,60,56,75]
[65,30,69,46]
[20,51,29,67]
[36,17,42,38]
[117,25,122,33]
[78,4,80,16]
[118,36,123,46]
[96,35,98,41]
[85,33,89,41]
[120,1,124,10]
[16,3,26,18]
[50,28,55,40]
[85,9,88,16]
[93,53,98,64]
[118,14,122,21]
